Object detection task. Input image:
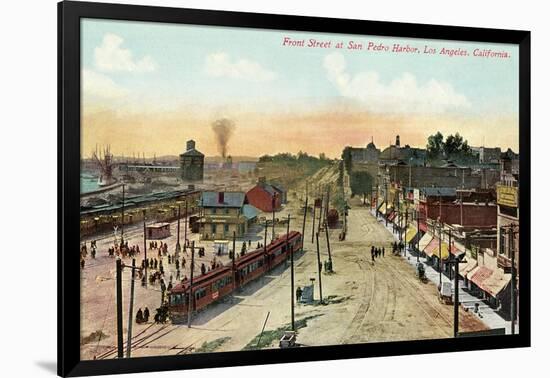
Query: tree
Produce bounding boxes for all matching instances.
[427,132,444,157]
[350,171,373,206]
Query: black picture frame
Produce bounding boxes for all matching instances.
[58,1,531,376]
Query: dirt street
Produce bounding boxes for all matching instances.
[80,184,486,359]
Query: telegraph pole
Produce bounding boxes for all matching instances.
[126,258,136,358]
[301,196,308,251]
[175,204,181,255]
[142,209,147,287]
[385,181,388,226]
[311,198,316,244]
[452,257,466,337]
[272,195,276,242]
[453,258,460,337]
[404,209,408,257]
[438,222,442,286]
[416,210,420,262]
[187,241,195,328]
[448,228,452,278]
[315,232,323,303]
[287,214,294,331]
[121,184,125,245]
[183,201,188,252]
[232,231,237,286]
[324,220,333,268]
[116,259,123,358]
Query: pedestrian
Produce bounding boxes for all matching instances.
[382,247,385,257]
[80,259,85,269]
[144,307,150,322]
[296,286,303,302]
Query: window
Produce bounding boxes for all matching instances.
[212,224,217,234]
[212,208,217,214]
[224,224,229,232]
[225,208,229,214]
[195,288,207,300]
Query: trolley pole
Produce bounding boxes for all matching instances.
[324,220,333,267]
[272,196,276,242]
[448,228,452,278]
[121,184,125,245]
[143,209,147,287]
[315,232,323,303]
[232,231,236,274]
[452,257,465,337]
[183,201,188,252]
[126,258,136,358]
[287,214,294,331]
[311,198,316,244]
[417,211,420,263]
[404,209,408,257]
[187,241,195,328]
[301,196,308,251]
[438,222,442,287]
[116,258,123,358]
[175,204,181,255]
[385,182,388,227]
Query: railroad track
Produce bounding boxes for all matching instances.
[340,255,377,343]
[383,257,453,335]
[97,324,169,359]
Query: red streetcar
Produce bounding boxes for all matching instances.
[168,231,302,319]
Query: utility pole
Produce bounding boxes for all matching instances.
[311,198,316,244]
[287,214,294,331]
[315,232,323,303]
[397,187,401,241]
[448,228,452,278]
[404,209,408,257]
[126,258,136,358]
[416,210,420,263]
[116,259,123,358]
[324,220,333,268]
[301,196,308,251]
[121,184,125,245]
[187,241,195,328]
[453,257,462,337]
[438,222,442,287]
[175,204,181,255]
[183,201,188,252]
[264,220,268,253]
[272,195,276,242]
[318,193,324,234]
[142,209,147,287]
[385,181,388,226]
[232,231,236,278]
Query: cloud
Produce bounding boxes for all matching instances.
[94,33,156,73]
[82,69,127,99]
[323,52,470,114]
[204,52,276,82]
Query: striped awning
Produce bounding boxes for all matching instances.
[467,266,493,288]
[405,226,418,242]
[482,269,511,298]
[458,256,477,277]
[424,238,450,260]
[418,233,433,252]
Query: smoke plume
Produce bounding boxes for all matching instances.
[211,118,236,158]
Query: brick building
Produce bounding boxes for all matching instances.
[245,178,285,212]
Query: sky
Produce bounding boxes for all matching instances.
[81,18,519,159]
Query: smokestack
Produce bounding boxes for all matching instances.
[396,135,400,147]
[218,192,225,204]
